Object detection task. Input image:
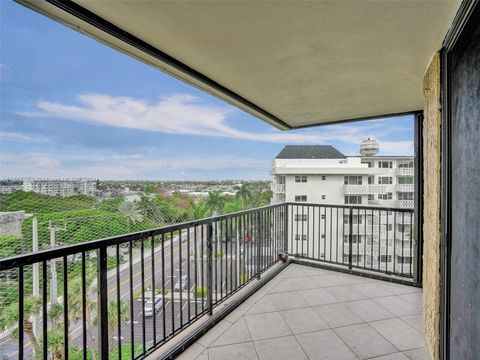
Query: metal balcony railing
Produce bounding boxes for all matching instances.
[396,184,415,192]
[343,184,386,195]
[0,202,416,360]
[397,167,414,176]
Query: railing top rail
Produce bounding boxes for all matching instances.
[286,202,415,213]
[0,201,413,271]
[0,202,286,271]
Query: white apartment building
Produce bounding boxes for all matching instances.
[270,139,415,275]
[21,178,97,197]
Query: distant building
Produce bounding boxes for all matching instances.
[271,139,414,209]
[0,178,97,197]
[270,139,415,274]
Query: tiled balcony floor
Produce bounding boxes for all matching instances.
[178,264,427,360]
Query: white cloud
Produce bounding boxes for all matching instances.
[0,152,268,179]
[0,131,31,140]
[18,93,413,154]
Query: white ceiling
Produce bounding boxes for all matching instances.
[19,0,460,129]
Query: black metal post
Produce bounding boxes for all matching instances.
[207,222,213,315]
[97,246,109,360]
[348,208,353,269]
[284,204,289,253]
[256,212,261,279]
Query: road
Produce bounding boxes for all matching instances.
[0,227,260,359]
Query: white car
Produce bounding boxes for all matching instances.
[144,296,162,317]
[174,275,189,291]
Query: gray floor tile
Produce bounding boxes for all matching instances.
[314,303,364,328]
[400,315,423,332]
[369,353,409,360]
[403,347,430,360]
[312,274,362,287]
[326,285,369,302]
[299,288,338,306]
[346,299,395,322]
[245,312,292,340]
[398,293,423,307]
[197,320,233,347]
[334,323,398,359]
[268,291,310,311]
[225,301,254,323]
[372,296,422,317]
[369,318,426,351]
[211,318,252,347]
[177,342,206,360]
[296,329,357,360]
[269,276,318,293]
[380,283,420,296]
[246,296,277,315]
[254,335,308,360]
[281,307,329,334]
[209,341,259,360]
[350,282,395,298]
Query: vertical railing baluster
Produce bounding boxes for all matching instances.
[129,241,134,360]
[150,236,156,347]
[42,260,47,360]
[97,246,109,360]
[81,253,87,360]
[207,221,213,315]
[63,256,69,360]
[348,208,353,269]
[18,266,24,360]
[161,234,166,341]
[256,212,261,279]
[140,239,146,354]
[116,244,122,358]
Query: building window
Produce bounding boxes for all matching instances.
[321,214,326,220]
[295,234,307,241]
[295,195,307,202]
[344,214,363,224]
[398,162,414,168]
[378,177,393,184]
[398,177,414,184]
[321,195,326,200]
[396,255,412,264]
[344,235,361,243]
[321,234,325,239]
[294,214,308,221]
[398,192,414,200]
[321,175,326,180]
[361,161,372,168]
[378,161,393,168]
[377,193,393,200]
[344,176,362,185]
[344,196,362,204]
[378,255,392,262]
[295,175,307,183]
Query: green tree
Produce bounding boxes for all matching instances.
[118,201,143,230]
[206,192,227,214]
[234,184,253,209]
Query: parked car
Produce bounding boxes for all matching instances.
[174,275,189,291]
[144,296,162,317]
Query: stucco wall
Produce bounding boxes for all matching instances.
[422,52,441,360]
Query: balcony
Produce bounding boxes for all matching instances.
[396,184,415,192]
[343,184,386,195]
[0,202,421,360]
[397,168,414,176]
[176,263,425,360]
[397,200,415,209]
[271,183,285,193]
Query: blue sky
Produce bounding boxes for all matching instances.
[0,2,414,180]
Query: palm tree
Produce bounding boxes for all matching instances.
[234,184,253,209]
[118,201,143,230]
[188,200,211,221]
[106,300,129,347]
[206,192,226,214]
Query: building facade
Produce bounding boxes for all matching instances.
[271,139,414,274]
[0,178,97,197]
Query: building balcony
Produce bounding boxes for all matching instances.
[397,168,414,176]
[396,184,415,192]
[271,183,285,193]
[397,200,415,209]
[343,184,386,195]
[0,202,422,360]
